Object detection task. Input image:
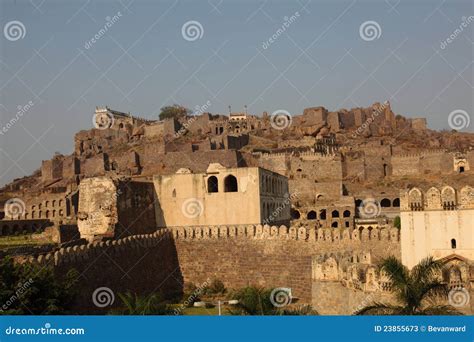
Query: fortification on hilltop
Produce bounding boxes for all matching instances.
[0,101,473,314]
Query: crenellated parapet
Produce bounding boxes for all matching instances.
[401,185,474,211]
[312,252,392,292]
[169,224,399,243]
[22,229,172,267]
[392,149,447,159]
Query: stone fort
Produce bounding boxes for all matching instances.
[1,102,473,314]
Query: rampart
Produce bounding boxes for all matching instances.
[13,224,400,313]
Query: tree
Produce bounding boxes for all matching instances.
[0,257,78,314]
[355,256,462,315]
[158,105,189,121]
[110,292,174,315]
[229,286,317,315]
[393,216,401,229]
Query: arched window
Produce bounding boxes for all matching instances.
[224,175,238,192]
[59,200,63,207]
[380,198,391,207]
[331,222,338,228]
[307,210,317,220]
[45,210,50,218]
[331,210,339,218]
[52,200,56,207]
[291,209,300,220]
[392,198,400,207]
[319,209,326,220]
[45,201,49,207]
[451,239,457,249]
[172,189,176,198]
[207,176,219,193]
[343,210,351,218]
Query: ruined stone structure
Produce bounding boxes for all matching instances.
[77,177,156,241]
[400,185,474,268]
[0,101,473,315]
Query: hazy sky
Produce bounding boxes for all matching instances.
[0,0,472,186]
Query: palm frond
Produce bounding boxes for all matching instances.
[419,305,464,316]
[380,257,410,290]
[411,257,442,284]
[354,302,405,315]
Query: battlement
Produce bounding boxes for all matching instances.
[392,149,447,159]
[169,224,399,243]
[23,229,171,267]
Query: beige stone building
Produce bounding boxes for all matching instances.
[400,185,474,268]
[153,163,290,227]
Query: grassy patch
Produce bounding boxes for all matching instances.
[0,233,53,249]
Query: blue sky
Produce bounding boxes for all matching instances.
[0,0,472,186]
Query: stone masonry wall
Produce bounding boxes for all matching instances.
[172,225,400,304]
[19,230,182,313]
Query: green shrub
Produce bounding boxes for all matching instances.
[0,257,79,314]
